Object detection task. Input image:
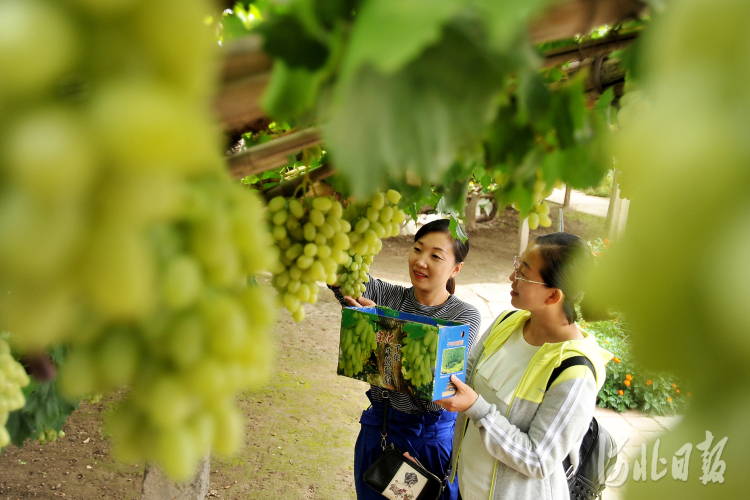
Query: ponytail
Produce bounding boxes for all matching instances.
[533,232,594,324]
[446,277,456,295]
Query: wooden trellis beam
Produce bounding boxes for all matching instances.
[227,127,322,179]
[529,0,647,43]
[541,30,639,69]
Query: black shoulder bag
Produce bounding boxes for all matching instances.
[362,391,444,500]
[546,356,619,500]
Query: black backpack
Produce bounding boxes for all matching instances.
[547,356,619,500]
[496,311,619,500]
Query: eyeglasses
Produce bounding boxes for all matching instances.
[513,256,548,286]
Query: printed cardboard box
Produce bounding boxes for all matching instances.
[337,306,469,401]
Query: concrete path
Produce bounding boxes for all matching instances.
[597,408,682,500]
[547,188,610,218]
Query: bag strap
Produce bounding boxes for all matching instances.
[545,355,596,391]
[380,390,389,450]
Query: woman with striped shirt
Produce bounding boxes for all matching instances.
[331,219,481,500]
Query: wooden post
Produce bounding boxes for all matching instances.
[142,455,210,500]
[604,169,620,236]
[519,217,530,255]
[615,198,630,239]
[563,184,572,208]
[558,208,564,232]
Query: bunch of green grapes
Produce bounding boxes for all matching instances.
[57,183,277,479]
[84,393,103,404]
[527,200,553,230]
[0,339,30,448]
[401,332,438,388]
[267,195,351,322]
[0,0,278,479]
[510,173,555,230]
[338,253,374,297]
[37,427,65,445]
[338,190,406,298]
[338,313,377,377]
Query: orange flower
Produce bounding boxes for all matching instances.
[676,389,680,394]
[618,390,624,396]
[624,380,631,387]
[604,340,609,344]
[646,379,653,386]
[688,393,692,397]
[667,397,673,403]
[672,383,677,389]
[593,251,601,256]
[613,357,620,363]
[625,374,632,381]
[613,317,618,323]
[604,238,611,247]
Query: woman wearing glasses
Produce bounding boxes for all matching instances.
[436,232,613,500]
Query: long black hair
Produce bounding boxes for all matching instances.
[413,219,469,294]
[532,232,594,324]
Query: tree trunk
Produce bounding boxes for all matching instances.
[465,196,481,231]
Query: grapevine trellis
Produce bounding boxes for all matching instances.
[216,0,644,252]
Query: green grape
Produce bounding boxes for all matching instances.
[537,201,550,216]
[5,107,97,200]
[97,329,140,387]
[400,332,438,388]
[0,0,78,96]
[528,212,540,230]
[386,190,402,205]
[0,339,30,448]
[268,196,286,212]
[161,255,203,309]
[338,312,378,377]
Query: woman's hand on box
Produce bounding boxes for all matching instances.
[344,296,376,308]
[435,375,478,413]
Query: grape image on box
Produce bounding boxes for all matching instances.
[330,218,481,500]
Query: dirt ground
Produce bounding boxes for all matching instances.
[0,204,605,500]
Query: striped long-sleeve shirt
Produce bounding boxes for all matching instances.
[331,275,482,414]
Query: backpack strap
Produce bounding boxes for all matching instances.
[495,309,518,328]
[546,355,596,391]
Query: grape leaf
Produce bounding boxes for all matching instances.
[327,22,512,197]
[5,379,78,448]
[517,69,551,124]
[339,0,462,79]
[449,214,468,243]
[257,14,329,70]
[260,60,323,122]
[473,0,551,50]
